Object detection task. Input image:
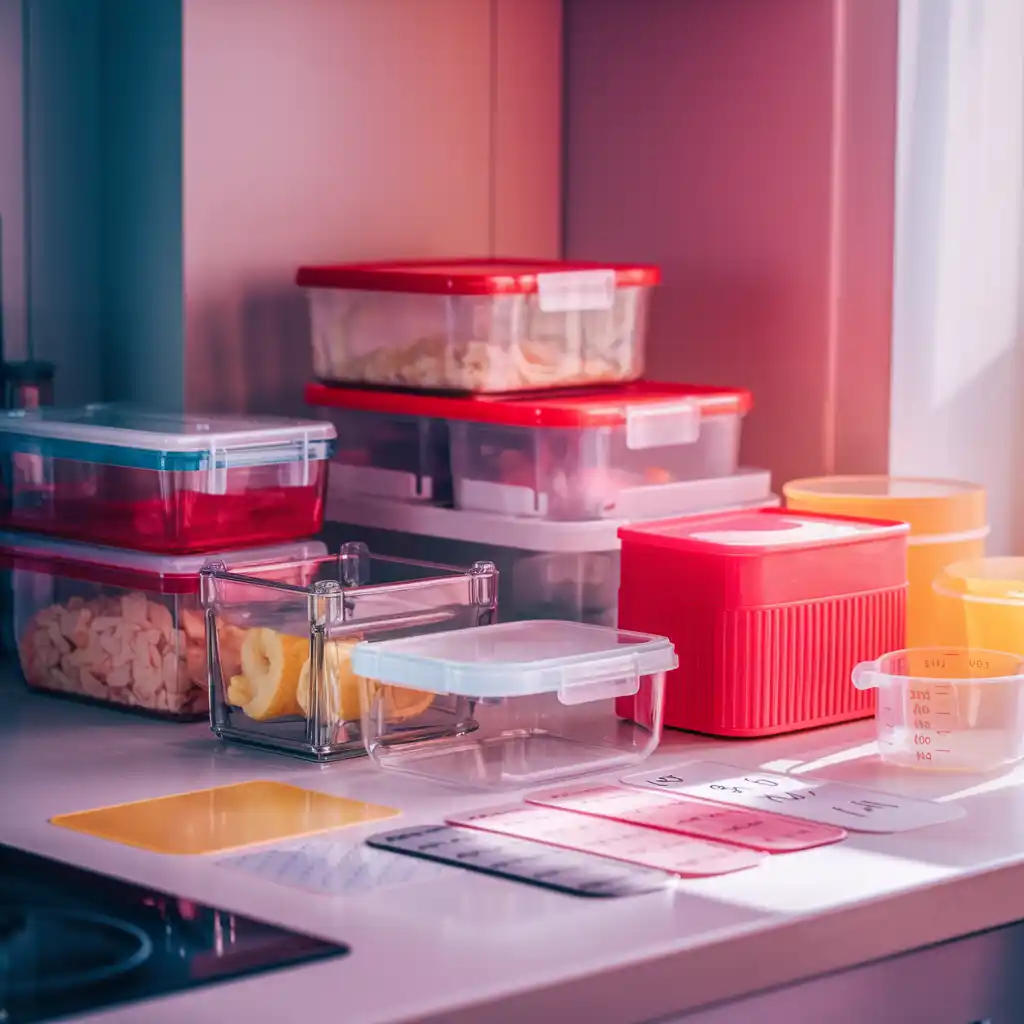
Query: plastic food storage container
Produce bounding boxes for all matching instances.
[932,558,1024,654]
[296,258,660,393]
[1,532,326,720]
[782,477,987,648]
[304,383,451,503]
[617,508,909,737]
[0,405,336,552]
[322,468,777,627]
[853,647,1024,772]
[201,542,498,761]
[352,620,676,789]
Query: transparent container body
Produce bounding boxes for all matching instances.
[853,647,1024,772]
[450,414,743,519]
[932,558,1024,653]
[354,620,674,789]
[306,287,650,393]
[202,543,498,761]
[323,407,450,503]
[10,539,325,721]
[1,459,330,553]
[783,476,988,648]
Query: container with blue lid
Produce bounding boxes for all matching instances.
[0,404,336,553]
[353,619,676,789]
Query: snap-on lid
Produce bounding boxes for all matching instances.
[296,258,660,297]
[0,405,336,472]
[305,380,751,431]
[352,619,677,702]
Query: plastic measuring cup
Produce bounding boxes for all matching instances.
[852,647,1024,772]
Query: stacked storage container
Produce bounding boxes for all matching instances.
[299,258,776,626]
[0,406,337,722]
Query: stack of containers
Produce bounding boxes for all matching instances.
[298,258,777,626]
[0,406,338,722]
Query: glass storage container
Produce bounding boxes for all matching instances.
[353,620,677,789]
[0,405,336,552]
[201,543,498,761]
[617,508,909,737]
[322,469,777,627]
[2,532,326,720]
[297,258,660,393]
[783,476,987,648]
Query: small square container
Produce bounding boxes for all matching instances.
[296,258,660,393]
[352,620,677,789]
[323,468,777,626]
[2,532,326,720]
[617,508,910,737]
[0,405,336,552]
[305,383,451,503]
[201,542,498,761]
[853,647,1024,772]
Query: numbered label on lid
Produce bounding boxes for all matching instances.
[447,804,764,877]
[620,761,966,833]
[525,784,847,853]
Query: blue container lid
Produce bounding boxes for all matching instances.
[0,404,336,472]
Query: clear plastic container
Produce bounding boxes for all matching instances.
[782,477,988,648]
[2,532,326,720]
[304,384,451,503]
[0,405,336,552]
[853,647,1024,772]
[322,469,777,627]
[933,558,1024,653]
[617,509,909,737]
[353,620,676,789]
[201,542,498,761]
[296,259,660,393]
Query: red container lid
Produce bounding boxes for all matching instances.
[618,508,909,607]
[305,380,751,428]
[296,258,660,295]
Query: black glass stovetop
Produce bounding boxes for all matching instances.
[0,842,349,1023]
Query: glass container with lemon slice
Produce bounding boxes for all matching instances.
[201,542,497,761]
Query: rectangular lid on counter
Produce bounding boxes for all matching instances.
[352,620,677,703]
[306,380,751,434]
[296,258,660,298]
[0,405,336,471]
[0,532,327,593]
[618,508,909,607]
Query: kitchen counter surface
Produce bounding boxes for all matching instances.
[3,678,1024,1024]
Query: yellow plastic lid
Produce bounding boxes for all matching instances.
[934,557,1024,605]
[782,476,985,537]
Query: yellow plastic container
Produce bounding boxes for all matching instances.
[933,558,1024,655]
[782,477,987,648]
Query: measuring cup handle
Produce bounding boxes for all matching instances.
[851,661,879,691]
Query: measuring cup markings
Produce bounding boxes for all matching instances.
[907,681,956,763]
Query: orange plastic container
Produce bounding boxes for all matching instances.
[782,477,987,648]
[933,558,1024,654]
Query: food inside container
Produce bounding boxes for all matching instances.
[321,469,777,627]
[2,532,326,720]
[0,405,336,552]
[352,619,677,789]
[853,647,1024,772]
[201,542,498,761]
[297,259,659,394]
[617,508,909,737]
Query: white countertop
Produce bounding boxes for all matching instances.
[4,678,1024,1024]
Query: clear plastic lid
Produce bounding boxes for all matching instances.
[352,620,677,701]
[0,530,327,581]
[619,508,908,554]
[0,405,336,472]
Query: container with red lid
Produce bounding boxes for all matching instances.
[296,258,660,393]
[616,508,909,737]
[1,532,326,720]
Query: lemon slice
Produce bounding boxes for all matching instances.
[232,628,306,720]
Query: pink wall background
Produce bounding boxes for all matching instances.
[564,0,899,488]
[182,0,561,416]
